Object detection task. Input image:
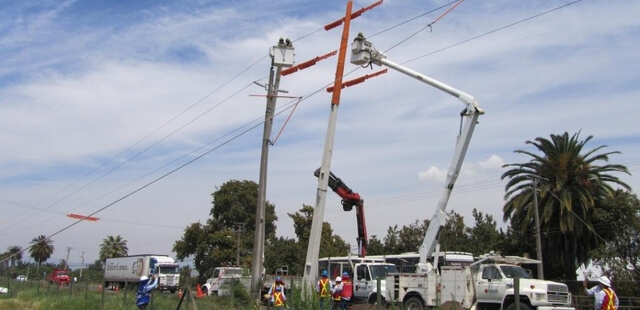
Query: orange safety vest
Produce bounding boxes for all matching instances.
[341,280,353,300]
[273,291,285,307]
[601,288,617,310]
[319,278,331,297]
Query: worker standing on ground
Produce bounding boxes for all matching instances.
[317,270,332,309]
[136,274,158,310]
[584,276,619,310]
[335,272,352,310]
[331,276,342,310]
[271,285,286,308]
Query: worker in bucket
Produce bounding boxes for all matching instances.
[316,270,332,309]
[136,274,158,310]
[584,276,619,310]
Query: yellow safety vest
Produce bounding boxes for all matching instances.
[274,291,285,307]
[601,288,617,310]
[319,278,330,297]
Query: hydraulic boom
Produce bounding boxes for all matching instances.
[314,168,368,257]
[350,33,484,272]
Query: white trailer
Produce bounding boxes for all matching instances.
[104,254,180,293]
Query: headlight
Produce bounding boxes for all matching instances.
[534,293,545,301]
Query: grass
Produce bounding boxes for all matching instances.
[0,277,345,310]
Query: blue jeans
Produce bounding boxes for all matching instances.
[340,298,350,310]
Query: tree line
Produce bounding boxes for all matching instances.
[3,131,637,296]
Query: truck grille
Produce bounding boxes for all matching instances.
[547,284,569,304]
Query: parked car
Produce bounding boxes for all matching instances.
[16,275,27,282]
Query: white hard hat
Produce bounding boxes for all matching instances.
[140,275,149,281]
[335,276,341,282]
[598,276,611,287]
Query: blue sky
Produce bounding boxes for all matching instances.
[1,0,638,268]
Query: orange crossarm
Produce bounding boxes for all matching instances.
[326,69,387,92]
[67,213,99,221]
[324,0,383,31]
[281,51,337,76]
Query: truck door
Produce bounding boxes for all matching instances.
[353,264,371,300]
[475,265,504,303]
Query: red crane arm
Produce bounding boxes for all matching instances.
[314,168,368,257]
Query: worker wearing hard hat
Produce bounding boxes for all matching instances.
[316,270,332,309]
[331,276,342,306]
[270,285,286,308]
[332,272,353,310]
[584,276,619,310]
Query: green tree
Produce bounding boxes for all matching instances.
[29,235,54,270]
[501,132,630,281]
[173,180,278,281]
[366,235,385,255]
[590,190,640,296]
[288,204,349,264]
[99,235,128,262]
[264,236,302,275]
[439,211,471,253]
[467,209,500,256]
[6,245,22,273]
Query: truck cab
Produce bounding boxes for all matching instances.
[353,262,397,304]
[474,261,573,310]
[47,269,70,286]
[202,266,250,296]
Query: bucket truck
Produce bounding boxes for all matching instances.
[350,33,573,310]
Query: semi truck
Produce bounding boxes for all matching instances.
[104,254,180,293]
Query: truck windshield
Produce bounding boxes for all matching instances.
[499,265,530,279]
[159,266,180,275]
[370,265,398,280]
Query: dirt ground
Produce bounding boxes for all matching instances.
[350,304,378,310]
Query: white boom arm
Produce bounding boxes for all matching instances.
[350,33,484,271]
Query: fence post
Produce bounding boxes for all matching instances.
[514,277,520,310]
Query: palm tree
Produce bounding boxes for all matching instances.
[7,245,23,272]
[501,132,630,281]
[30,235,55,273]
[99,235,128,262]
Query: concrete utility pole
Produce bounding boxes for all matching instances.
[80,251,85,278]
[250,38,294,298]
[303,0,354,289]
[532,180,544,279]
[66,247,71,270]
[232,223,245,266]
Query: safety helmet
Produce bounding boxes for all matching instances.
[598,276,611,287]
[335,276,341,282]
[276,276,281,282]
[322,270,328,277]
[140,275,149,282]
[342,272,349,278]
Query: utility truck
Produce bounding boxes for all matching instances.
[350,33,573,310]
[202,266,252,296]
[104,254,180,293]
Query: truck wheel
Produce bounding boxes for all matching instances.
[202,286,208,296]
[506,303,532,310]
[404,297,424,310]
